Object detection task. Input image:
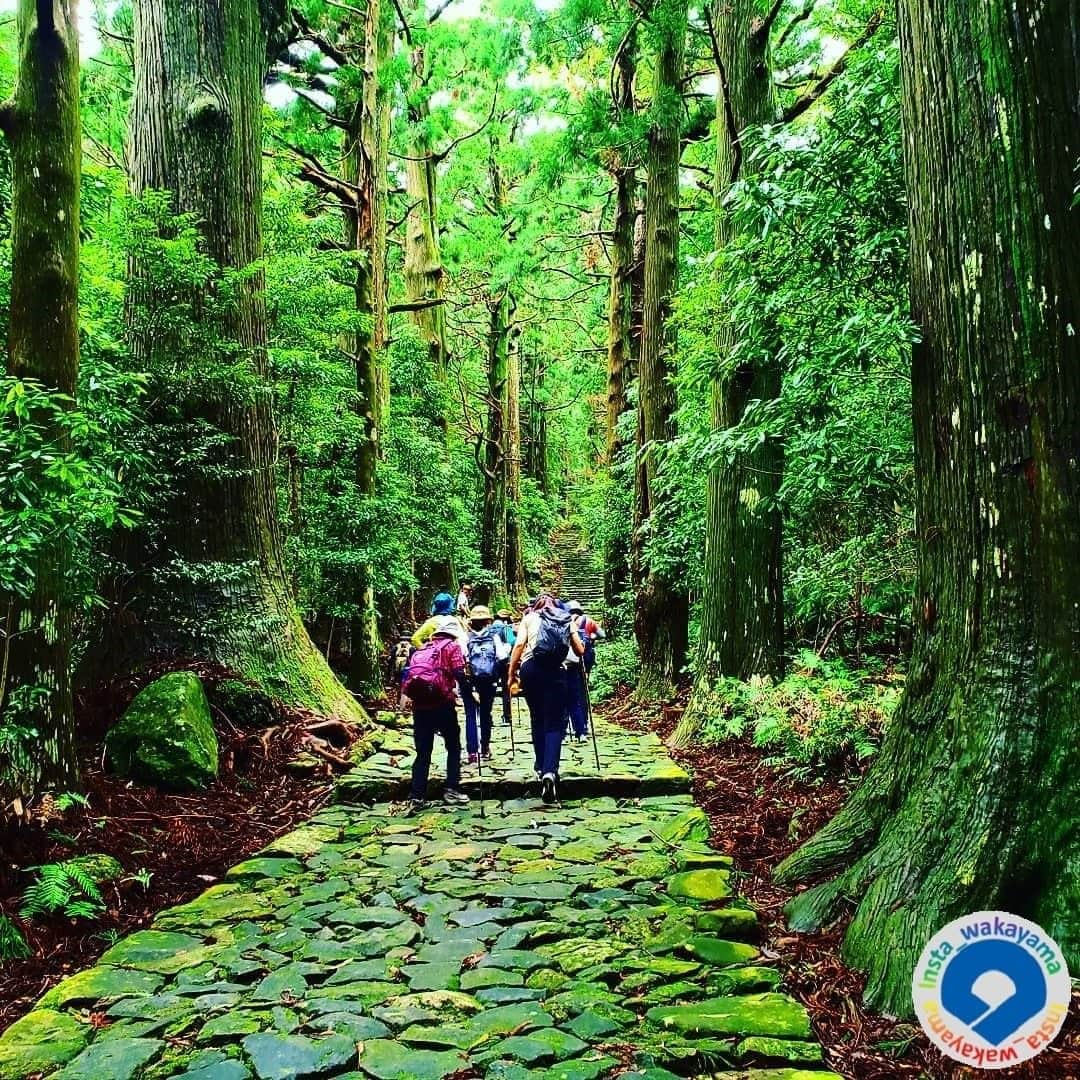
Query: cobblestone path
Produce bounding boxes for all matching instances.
[0,713,841,1080]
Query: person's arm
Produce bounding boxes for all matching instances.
[569,626,586,658]
[507,640,525,686]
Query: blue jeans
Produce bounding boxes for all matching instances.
[462,676,497,755]
[411,704,461,799]
[521,658,568,777]
[565,664,588,737]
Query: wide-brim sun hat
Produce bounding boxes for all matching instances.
[469,605,493,623]
[567,600,584,614]
[431,615,462,637]
[431,592,455,615]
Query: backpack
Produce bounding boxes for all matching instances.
[468,626,500,680]
[578,616,597,672]
[532,607,572,666]
[403,638,459,708]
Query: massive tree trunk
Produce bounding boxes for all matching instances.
[522,347,549,496]
[603,21,638,610]
[479,290,511,600]
[677,0,784,742]
[372,2,392,434]
[126,0,365,723]
[776,0,1080,1015]
[633,0,689,699]
[345,0,389,693]
[0,0,81,802]
[505,322,527,599]
[403,14,455,596]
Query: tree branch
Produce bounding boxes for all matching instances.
[782,10,885,123]
[755,0,787,44]
[389,298,446,313]
[428,0,455,24]
[777,0,818,49]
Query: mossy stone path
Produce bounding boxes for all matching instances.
[0,719,839,1080]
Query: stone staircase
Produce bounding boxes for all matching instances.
[553,531,605,617]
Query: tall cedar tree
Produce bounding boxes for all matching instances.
[0,0,81,800]
[676,0,784,743]
[602,20,638,609]
[776,0,1080,1013]
[346,0,392,692]
[127,0,365,723]
[633,0,690,699]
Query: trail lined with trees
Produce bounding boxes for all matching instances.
[1,0,1078,1076]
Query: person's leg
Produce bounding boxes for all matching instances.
[568,667,588,737]
[411,710,437,800]
[498,661,511,724]
[459,675,479,757]
[542,668,569,778]
[521,659,545,774]
[439,704,463,791]
[477,679,496,754]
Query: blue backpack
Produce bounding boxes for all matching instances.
[468,625,500,680]
[532,607,572,666]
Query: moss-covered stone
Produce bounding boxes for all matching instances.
[646,993,812,1039]
[105,672,218,790]
[695,907,759,940]
[735,1038,824,1065]
[0,1009,89,1079]
[55,1037,163,1080]
[101,930,218,975]
[710,1071,842,1080]
[40,966,163,1008]
[683,936,760,966]
[355,1039,468,1079]
[666,869,732,902]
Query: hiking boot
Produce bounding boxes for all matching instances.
[466,753,479,765]
[541,773,557,805]
[406,798,426,816]
[444,788,471,806]
[481,747,493,761]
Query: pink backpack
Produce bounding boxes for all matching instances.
[403,637,459,708]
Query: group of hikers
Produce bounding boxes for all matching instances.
[398,586,605,812]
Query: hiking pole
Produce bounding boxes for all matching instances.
[582,665,600,771]
[506,681,516,757]
[476,730,486,819]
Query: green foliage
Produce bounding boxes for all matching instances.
[20,861,106,921]
[0,914,30,961]
[699,651,901,778]
[588,633,640,704]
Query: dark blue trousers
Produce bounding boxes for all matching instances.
[521,658,568,777]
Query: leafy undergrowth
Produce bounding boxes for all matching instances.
[0,663,351,1031]
[697,651,901,779]
[603,688,1080,1080]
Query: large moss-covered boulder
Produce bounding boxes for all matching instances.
[105,672,218,790]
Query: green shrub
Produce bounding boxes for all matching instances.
[588,633,640,704]
[699,650,900,778]
[20,860,108,921]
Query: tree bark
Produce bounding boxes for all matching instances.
[479,289,511,600]
[633,0,689,699]
[505,321,527,599]
[1,0,81,803]
[603,21,638,610]
[776,0,1080,1015]
[677,0,784,742]
[125,0,365,723]
[344,0,389,693]
[403,11,456,596]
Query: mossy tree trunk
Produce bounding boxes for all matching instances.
[775,0,1080,1015]
[344,0,390,694]
[402,6,455,596]
[0,0,81,801]
[479,289,511,602]
[603,21,638,610]
[506,322,527,599]
[127,0,366,723]
[676,0,784,743]
[633,0,689,699]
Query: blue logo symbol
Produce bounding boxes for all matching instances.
[913,911,1071,1069]
[940,939,1046,1045]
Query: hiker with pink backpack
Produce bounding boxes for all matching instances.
[401,615,471,814]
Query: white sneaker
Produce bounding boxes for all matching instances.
[444,788,471,806]
[541,773,557,805]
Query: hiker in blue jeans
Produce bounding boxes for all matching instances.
[401,618,470,813]
[507,596,585,804]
